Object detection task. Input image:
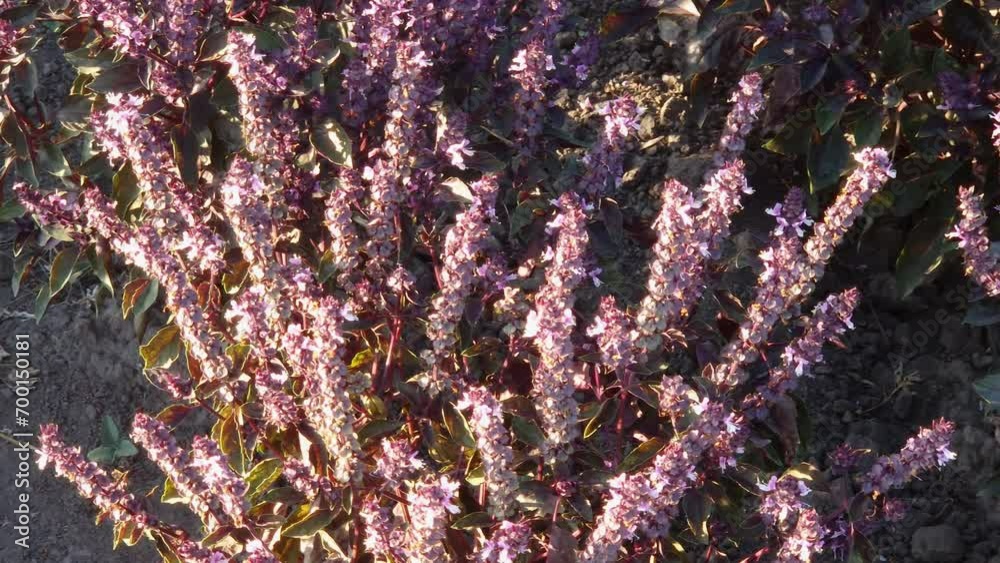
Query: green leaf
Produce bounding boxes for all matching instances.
[221,261,249,294]
[56,95,92,131]
[121,278,151,318]
[34,285,52,322]
[49,247,79,297]
[171,124,200,187]
[101,415,120,445]
[114,440,138,458]
[198,30,228,62]
[87,62,143,93]
[244,458,284,500]
[37,144,72,178]
[964,301,1000,327]
[11,255,32,298]
[880,29,912,77]
[358,419,403,444]
[807,125,851,193]
[281,508,334,538]
[748,38,799,70]
[511,416,545,448]
[161,477,184,504]
[88,247,114,295]
[15,158,39,188]
[618,438,666,473]
[763,118,813,156]
[815,94,851,136]
[132,278,160,317]
[451,512,493,530]
[140,325,182,369]
[583,399,617,439]
[899,0,953,26]
[895,215,951,299]
[310,118,353,166]
[714,0,763,16]
[86,445,116,464]
[113,162,140,217]
[2,114,29,157]
[682,490,714,543]
[851,106,883,148]
[973,374,1000,407]
[443,403,476,449]
[0,200,25,222]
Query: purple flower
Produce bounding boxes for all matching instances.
[375,438,425,489]
[458,386,519,518]
[477,520,532,563]
[37,424,153,530]
[526,193,589,463]
[563,35,599,85]
[776,508,825,563]
[587,295,636,371]
[578,97,642,197]
[404,476,461,563]
[715,73,765,166]
[862,418,956,495]
[936,71,981,111]
[948,186,1000,296]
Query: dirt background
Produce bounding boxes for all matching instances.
[0,5,998,563]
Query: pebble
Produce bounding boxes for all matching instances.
[911,525,965,562]
[657,16,683,44]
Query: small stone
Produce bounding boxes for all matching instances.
[911,525,965,562]
[972,353,993,369]
[84,404,97,420]
[657,17,683,44]
[638,114,657,140]
[555,31,576,49]
[627,52,647,71]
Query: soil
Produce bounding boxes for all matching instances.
[1,5,998,563]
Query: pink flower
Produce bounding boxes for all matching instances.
[91,94,225,276]
[719,188,810,385]
[282,458,337,503]
[801,148,895,294]
[224,31,301,189]
[587,295,636,371]
[12,184,81,235]
[361,497,404,560]
[477,520,532,563]
[715,73,765,166]
[658,375,693,418]
[131,413,241,529]
[635,160,751,352]
[37,424,153,529]
[862,418,956,495]
[527,193,589,463]
[458,386,519,518]
[375,439,425,488]
[758,476,811,530]
[426,176,500,377]
[404,475,461,563]
[578,97,642,196]
[949,186,1000,295]
[775,508,825,563]
[581,401,743,563]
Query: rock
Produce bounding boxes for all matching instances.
[666,154,712,187]
[627,52,647,71]
[638,114,657,140]
[657,17,683,44]
[555,31,576,49]
[911,525,965,562]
